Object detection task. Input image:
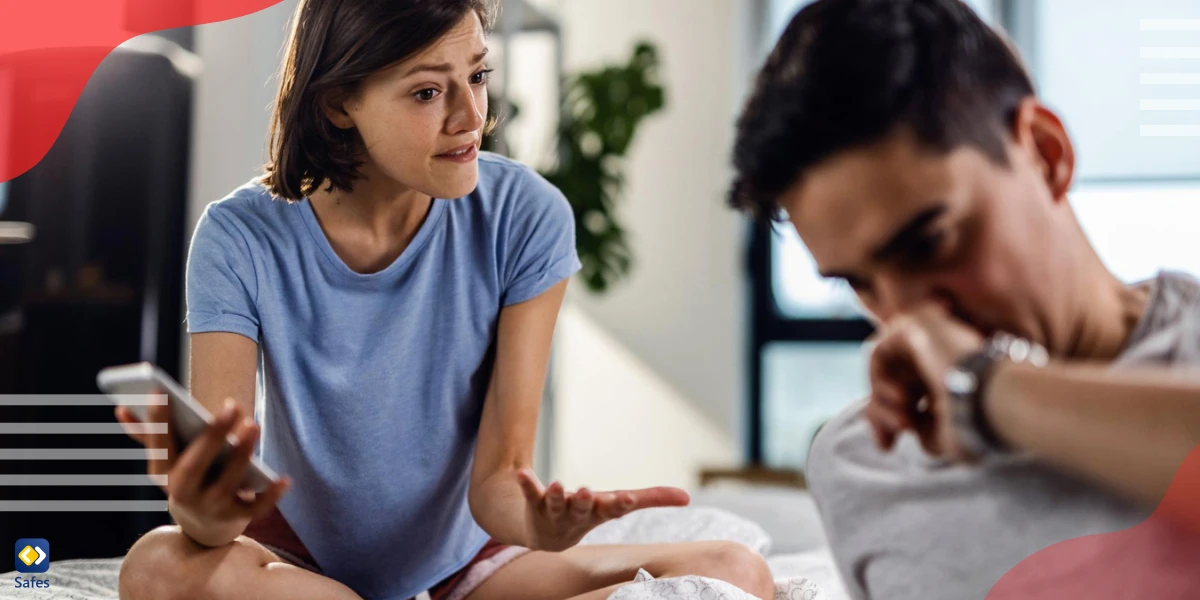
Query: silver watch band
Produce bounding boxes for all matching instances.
[945,333,1048,457]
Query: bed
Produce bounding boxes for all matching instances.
[1,487,848,600]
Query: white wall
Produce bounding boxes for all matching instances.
[552,0,755,456]
[187,0,296,233]
[553,304,738,491]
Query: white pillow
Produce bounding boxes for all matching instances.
[580,506,773,555]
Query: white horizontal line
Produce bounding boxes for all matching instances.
[1142,47,1200,59]
[0,501,168,512]
[0,423,167,434]
[0,474,166,486]
[1141,125,1200,136]
[1141,99,1200,110]
[1141,19,1200,31]
[1142,73,1200,85]
[0,395,166,406]
[0,448,167,460]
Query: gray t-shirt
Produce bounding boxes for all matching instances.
[807,270,1200,600]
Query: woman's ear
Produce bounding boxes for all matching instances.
[1013,98,1075,202]
[319,88,356,130]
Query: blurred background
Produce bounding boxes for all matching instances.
[0,0,1198,561]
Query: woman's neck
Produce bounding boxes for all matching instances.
[308,173,434,275]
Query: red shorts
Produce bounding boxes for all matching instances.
[245,507,527,600]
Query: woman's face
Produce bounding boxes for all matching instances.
[333,11,490,200]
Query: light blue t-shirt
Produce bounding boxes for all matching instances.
[185,153,581,600]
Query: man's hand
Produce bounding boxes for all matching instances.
[867,304,985,459]
[514,469,690,552]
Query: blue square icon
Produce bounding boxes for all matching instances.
[14,539,49,573]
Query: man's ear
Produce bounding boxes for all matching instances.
[320,88,356,130]
[1012,98,1075,202]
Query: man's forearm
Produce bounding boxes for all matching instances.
[985,361,1200,506]
[468,471,532,549]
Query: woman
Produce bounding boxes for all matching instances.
[115,1,775,600]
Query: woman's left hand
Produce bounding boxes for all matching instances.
[515,468,690,552]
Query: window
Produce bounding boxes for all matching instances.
[1028,0,1200,181]
[1011,0,1200,281]
[750,0,1200,471]
[1074,183,1200,282]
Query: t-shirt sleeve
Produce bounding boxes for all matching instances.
[185,205,261,342]
[500,170,582,307]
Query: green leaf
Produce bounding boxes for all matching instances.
[530,41,666,294]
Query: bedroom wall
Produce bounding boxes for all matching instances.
[548,0,761,488]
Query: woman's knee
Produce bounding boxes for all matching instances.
[119,525,274,600]
[119,526,194,600]
[687,541,774,596]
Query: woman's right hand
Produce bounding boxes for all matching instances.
[115,398,291,547]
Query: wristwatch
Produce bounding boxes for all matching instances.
[944,332,1049,457]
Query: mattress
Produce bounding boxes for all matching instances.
[0,553,844,600]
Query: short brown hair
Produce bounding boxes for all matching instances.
[262,0,496,201]
[729,0,1034,222]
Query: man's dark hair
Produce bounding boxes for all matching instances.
[262,0,497,201]
[729,0,1035,221]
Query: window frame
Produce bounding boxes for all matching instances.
[746,221,874,464]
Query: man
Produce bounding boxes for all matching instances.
[729,0,1200,598]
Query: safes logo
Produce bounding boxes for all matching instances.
[14,539,48,574]
[13,539,51,591]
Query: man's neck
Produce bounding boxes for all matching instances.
[1064,267,1152,361]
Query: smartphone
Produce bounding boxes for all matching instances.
[96,362,280,493]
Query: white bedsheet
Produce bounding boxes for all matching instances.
[0,494,849,600]
[768,549,849,600]
[2,557,123,600]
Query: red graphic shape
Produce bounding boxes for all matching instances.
[988,445,1200,599]
[0,0,285,183]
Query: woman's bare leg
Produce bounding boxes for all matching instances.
[118,526,363,600]
[465,540,775,600]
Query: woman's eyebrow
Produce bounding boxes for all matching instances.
[399,49,489,78]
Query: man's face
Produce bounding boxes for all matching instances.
[781,126,1073,345]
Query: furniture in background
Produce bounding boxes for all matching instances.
[699,466,808,490]
[488,0,562,157]
[0,36,195,561]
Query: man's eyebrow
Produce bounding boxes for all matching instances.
[869,204,947,263]
[399,49,489,78]
[817,204,947,280]
[818,268,858,281]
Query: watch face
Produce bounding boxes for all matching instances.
[945,368,977,395]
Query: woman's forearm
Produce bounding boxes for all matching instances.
[985,361,1200,506]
